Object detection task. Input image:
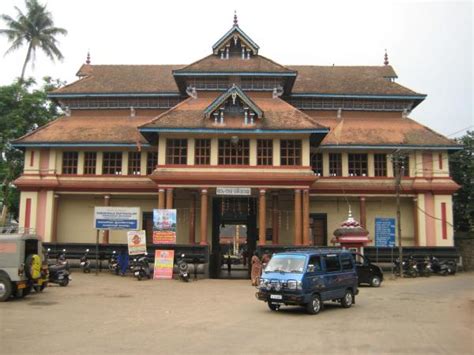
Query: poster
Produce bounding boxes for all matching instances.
[127,230,147,255]
[153,209,177,244]
[94,207,140,230]
[153,250,175,279]
[375,218,396,247]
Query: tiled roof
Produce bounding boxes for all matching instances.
[311,116,459,147]
[141,92,327,131]
[12,114,152,145]
[174,54,294,73]
[53,64,184,94]
[289,65,422,96]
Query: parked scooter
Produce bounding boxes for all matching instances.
[108,251,119,275]
[80,249,91,273]
[416,256,433,277]
[45,248,71,287]
[394,255,418,277]
[177,254,190,282]
[430,256,457,276]
[132,253,151,281]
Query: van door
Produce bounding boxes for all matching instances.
[321,254,343,300]
[340,253,357,290]
[306,255,324,295]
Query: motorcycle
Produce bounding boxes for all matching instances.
[131,253,151,281]
[417,256,432,277]
[108,251,119,275]
[45,248,71,287]
[177,254,190,282]
[80,249,91,273]
[394,255,418,278]
[430,256,457,276]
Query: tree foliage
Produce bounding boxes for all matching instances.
[0,0,67,82]
[450,131,474,232]
[0,77,62,221]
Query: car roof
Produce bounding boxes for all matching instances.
[274,248,351,256]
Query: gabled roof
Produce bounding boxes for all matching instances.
[140,92,327,132]
[212,24,259,55]
[173,54,295,74]
[204,85,263,119]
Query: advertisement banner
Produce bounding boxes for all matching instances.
[153,209,177,244]
[94,207,141,230]
[127,230,147,255]
[375,218,396,247]
[153,250,175,279]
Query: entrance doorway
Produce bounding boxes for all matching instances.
[310,213,327,246]
[210,197,257,279]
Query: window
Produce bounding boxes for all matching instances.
[84,152,97,175]
[310,153,323,176]
[128,152,141,175]
[280,140,301,166]
[329,153,342,176]
[166,139,187,165]
[308,255,321,272]
[348,154,368,176]
[374,154,387,177]
[324,254,341,272]
[62,152,78,174]
[393,155,410,177]
[146,151,158,174]
[218,139,249,165]
[257,139,273,166]
[102,152,122,175]
[195,139,211,165]
[341,255,354,270]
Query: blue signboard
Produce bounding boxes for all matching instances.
[95,219,138,230]
[375,218,395,247]
[94,207,140,230]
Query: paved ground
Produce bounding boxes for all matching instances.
[0,272,473,355]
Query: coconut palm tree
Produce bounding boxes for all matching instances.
[0,0,67,82]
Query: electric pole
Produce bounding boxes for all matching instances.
[394,152,405,277]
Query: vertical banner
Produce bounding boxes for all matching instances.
[153,250,175,279]
[127,230,147,255]
[153,209,177,244]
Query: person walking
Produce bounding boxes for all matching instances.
[251,252,262,286]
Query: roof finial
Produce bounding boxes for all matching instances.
[384,49,389,66]
[86,51,91,65]
[233,10,238,27]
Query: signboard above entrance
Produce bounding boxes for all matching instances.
[216,187,251,196]
[94,207,141,230]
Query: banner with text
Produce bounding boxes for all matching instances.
[94,207,140,230]
[153,209,177,244]
[127,230,147,255]
[375,218,396,247]
[153,250,175,279]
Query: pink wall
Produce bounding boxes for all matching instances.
[36,191,47,240]
[39,149,49,172]
[424,193,436,246]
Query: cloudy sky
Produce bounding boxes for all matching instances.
[0,0,472,137]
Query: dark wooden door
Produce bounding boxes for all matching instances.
[310,213,327,246]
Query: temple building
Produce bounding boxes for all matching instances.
[12,14,460,271]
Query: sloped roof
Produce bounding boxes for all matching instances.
[204,85,263,118]
[310,116,459,147]
[174,54,295,73]
[212,25,260,54]
[289,65,422,96]
[52,64,184,94]
[141,92,326,131]
[12,115,151,145]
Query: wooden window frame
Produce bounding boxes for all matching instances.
[218,139,250,165]
[348,153,368,176]
[329,153,342,176]
[102,152,123,175]
[310,152,323,176]
[195,139,211,165]
[280,140,302,166]
[166,139,187,165]
[84,152,97,175]
[374,153,387,177]
[128,151,141,175]
[146,151,158,174]
[62,151,78,175]
[257,139,273,166]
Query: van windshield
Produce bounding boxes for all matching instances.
[264,255,306,274]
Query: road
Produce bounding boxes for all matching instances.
[1,272,473,355]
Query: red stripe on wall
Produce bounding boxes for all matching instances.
[25,198,31,228]
[441,202,447,240]
[438,153,443,170]
[30,151,35,167]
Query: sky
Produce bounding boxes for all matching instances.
[0,0,472,138]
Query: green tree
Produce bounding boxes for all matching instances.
[0,77,62,224]
[450,131,474,232]
[0,0,67,82]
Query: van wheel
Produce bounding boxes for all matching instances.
[306,295,321,315]
[268,302,280,311]
[371,276,382,287]
[0,275,12,302]
[341,290,353,308]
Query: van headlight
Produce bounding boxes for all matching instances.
[258,278,267,289]
[287,280,297,290]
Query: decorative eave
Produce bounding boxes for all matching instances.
[203,84,263,119]
[48,92,181,99]
[11,142,150,148]
[319,144,462,151]
[212,25,259,55]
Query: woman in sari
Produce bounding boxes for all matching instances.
[251,252,262,286]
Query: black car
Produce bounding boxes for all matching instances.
[353,253,383,287]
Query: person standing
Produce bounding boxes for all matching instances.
[251,252,262,286]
